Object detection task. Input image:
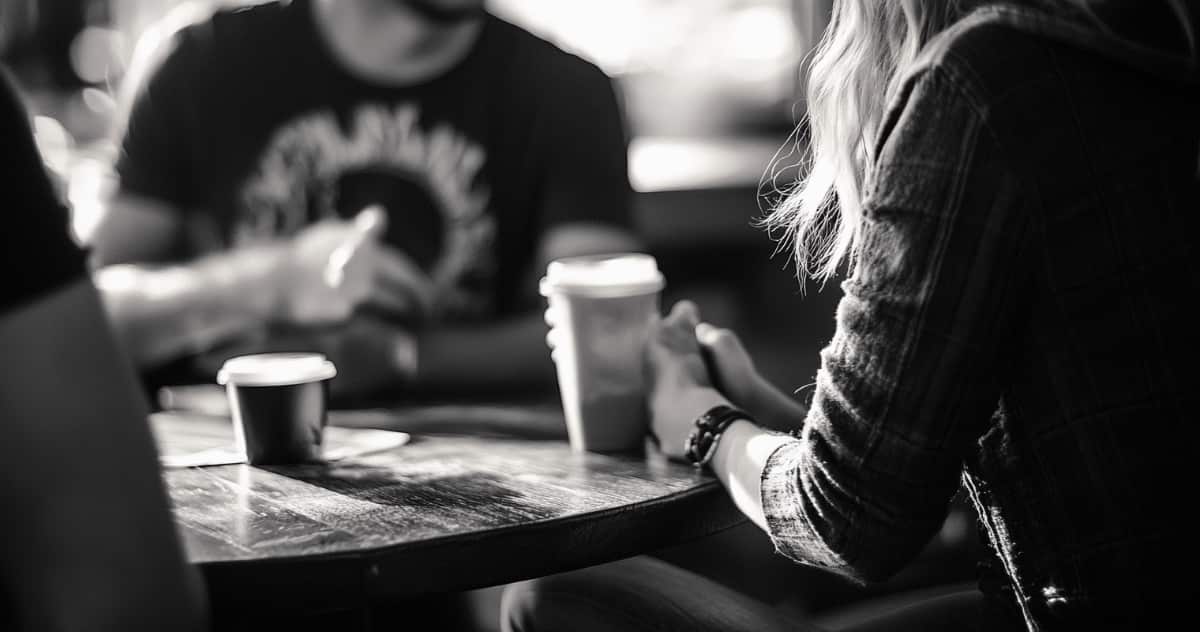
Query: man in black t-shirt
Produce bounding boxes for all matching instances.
[93,0,638,400]
[0,69,205,631]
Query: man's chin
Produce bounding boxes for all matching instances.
[401,0,486,25]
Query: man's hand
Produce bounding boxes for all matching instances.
[313,317,418,402]
[276,206,435,326]
[645,301,730,460]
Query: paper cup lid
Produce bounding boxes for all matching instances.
[539,253,665,298]
[216,353,337,387]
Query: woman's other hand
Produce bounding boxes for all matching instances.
[646,301,729,459]
[696,323,807,432]
[695,322,761,408]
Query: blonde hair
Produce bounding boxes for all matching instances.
[764,1,965,284]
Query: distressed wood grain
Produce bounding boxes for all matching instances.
[159,412,744,613]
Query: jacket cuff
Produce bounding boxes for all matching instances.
[759,437,847,570]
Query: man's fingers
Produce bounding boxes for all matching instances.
[327,206,388,287]
[353,205,388,240]
[372,245,436,314]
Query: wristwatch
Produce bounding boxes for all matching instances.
[684,405,754,468]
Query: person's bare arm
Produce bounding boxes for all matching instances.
[93,196,425,369]
[213,222,642,398]
[197,312,555,400]
[710,419,793,532]
[94,7,431,369]
[88,191,185,266]
[413,56,642,395]
[414,222,642,394]
[410,314,556,394]
[0,280,207,631]
[92,192,284,367]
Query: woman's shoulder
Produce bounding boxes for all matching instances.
[901,6,1061,111]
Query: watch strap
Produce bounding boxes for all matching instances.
[685,404,753,467]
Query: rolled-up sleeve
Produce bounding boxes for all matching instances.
[760,66,1031,583]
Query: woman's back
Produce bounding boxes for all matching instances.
[499,4,1200,632]
[911,7,1200,624]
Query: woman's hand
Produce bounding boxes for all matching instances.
[647,302,799,530]
[695,323,807,432]
[646,301,730,459]
[695,322,761,409]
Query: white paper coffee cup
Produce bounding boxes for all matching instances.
[540,254,664,453]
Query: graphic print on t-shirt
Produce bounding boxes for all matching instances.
[237,102,496,317]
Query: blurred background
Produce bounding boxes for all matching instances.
[1,0,842,390]
[2,0,978,627]
[2,0,821,239]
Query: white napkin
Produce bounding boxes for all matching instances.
[151,411,409,468]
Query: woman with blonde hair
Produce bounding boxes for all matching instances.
[505,0,1199,629]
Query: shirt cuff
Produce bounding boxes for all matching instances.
[759,437,847,570]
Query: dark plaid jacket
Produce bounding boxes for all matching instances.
[759,3,1200,629]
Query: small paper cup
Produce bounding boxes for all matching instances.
[216,353,337,465]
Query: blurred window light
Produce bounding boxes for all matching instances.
[728,6,794,63]
[69,25,127,85]
[492,0,804,137]
[68,156,117,244]
[491,0,800,77]
[629,136,786,192]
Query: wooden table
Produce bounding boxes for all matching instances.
[160,410,744,624]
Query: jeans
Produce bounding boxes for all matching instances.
[503,557,1016,632]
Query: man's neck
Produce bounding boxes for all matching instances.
[311,0,483,85]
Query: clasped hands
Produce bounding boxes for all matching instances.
[546,299,803,461]
[645,301,801,460]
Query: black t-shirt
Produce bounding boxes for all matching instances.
[0,70,86,315]
[116,0,632,319]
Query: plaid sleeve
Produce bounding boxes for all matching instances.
[759,66,1032,583]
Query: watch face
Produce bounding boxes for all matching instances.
[685,427,704,464]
